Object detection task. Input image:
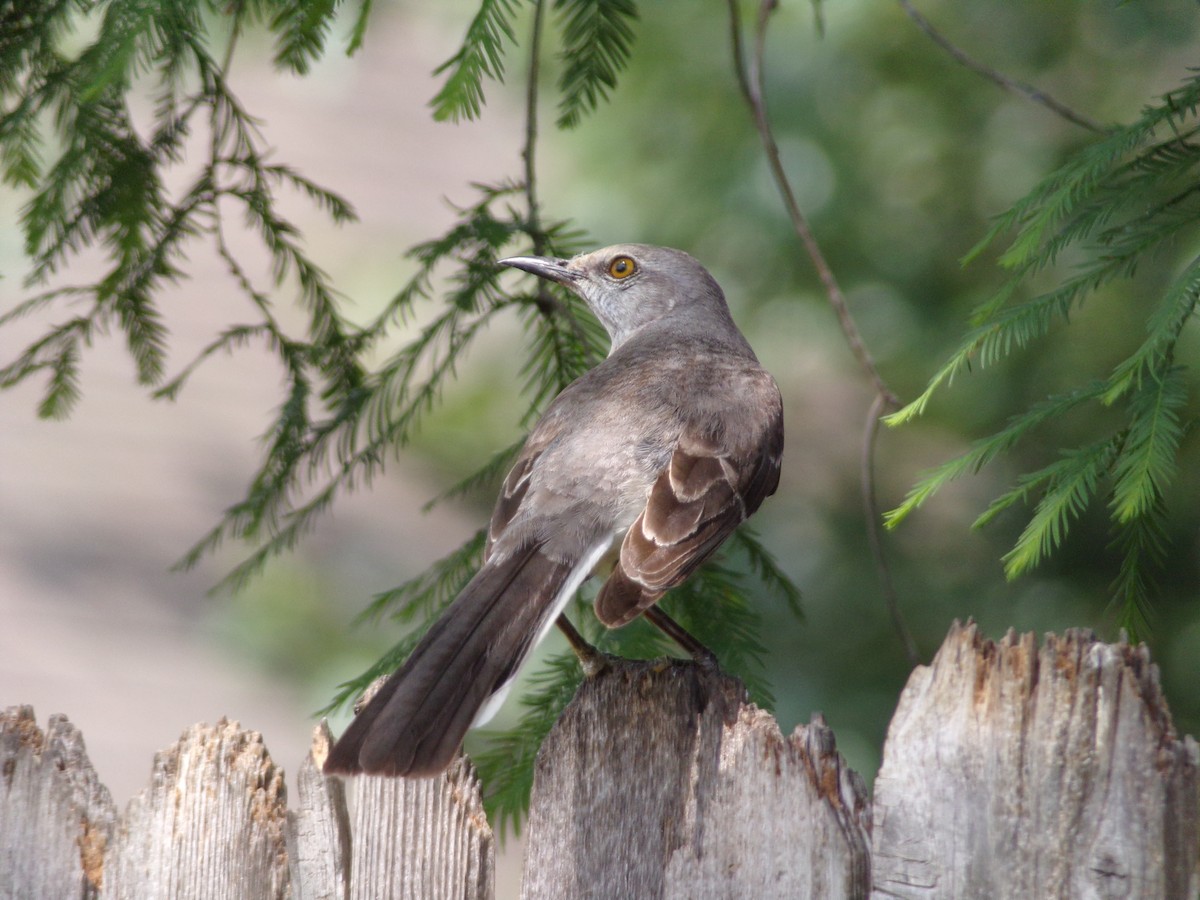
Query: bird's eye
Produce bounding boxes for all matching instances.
[608,256,637,279]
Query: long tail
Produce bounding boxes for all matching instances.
[323,542,576,777]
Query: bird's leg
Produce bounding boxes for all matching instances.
[642,606,720,670]
[555,615,610,677]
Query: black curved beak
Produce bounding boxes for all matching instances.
[497,255,580,285]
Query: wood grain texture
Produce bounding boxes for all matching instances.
[6,622,1197,899]
[0,706,116,899]
[520,659,871,900]
[102,718,290,900]
[346,754,494,900]
[286,722,352,900]
[871,621,1200,900]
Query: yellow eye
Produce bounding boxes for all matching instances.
[608,255,637,279]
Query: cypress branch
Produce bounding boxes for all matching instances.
[731,527,803,619]
[888,382,1109,528]
[269,0,339,75]
[892,71,1200,623]
[430,0,524,122]
[554,0,640,128]
[1104,256,1200,405]
[1109,367,1186,525]
[1108,499,1168,642]
[1001,439,1118,579]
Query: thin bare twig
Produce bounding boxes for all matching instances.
[523,0,547,254]
[896,0,1109,134]
[729,0,918,662]
[732,0,898,409]
[519,0,600,367]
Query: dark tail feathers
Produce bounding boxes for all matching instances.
[324,543,571,777]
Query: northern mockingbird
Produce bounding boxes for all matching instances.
[324,244,783,777]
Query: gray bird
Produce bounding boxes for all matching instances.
[324,244,784,777]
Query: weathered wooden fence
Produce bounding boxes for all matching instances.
[2,621,1197,899]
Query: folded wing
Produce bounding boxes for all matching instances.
[595,396,783,628]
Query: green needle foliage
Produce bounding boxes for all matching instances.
[887,74,1200,638]
[554,0,638,129]
[2,0,802,833]
[431,0,524,122]
[429,0,640,127]
[1,1,365,422]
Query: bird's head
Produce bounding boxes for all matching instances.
[499,244,731,352]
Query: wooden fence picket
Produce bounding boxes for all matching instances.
[1,622,1195,899]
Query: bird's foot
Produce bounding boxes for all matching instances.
[642,606,721,671]
[555,614,612,678]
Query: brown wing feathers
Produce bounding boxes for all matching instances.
[594,420,781,628]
